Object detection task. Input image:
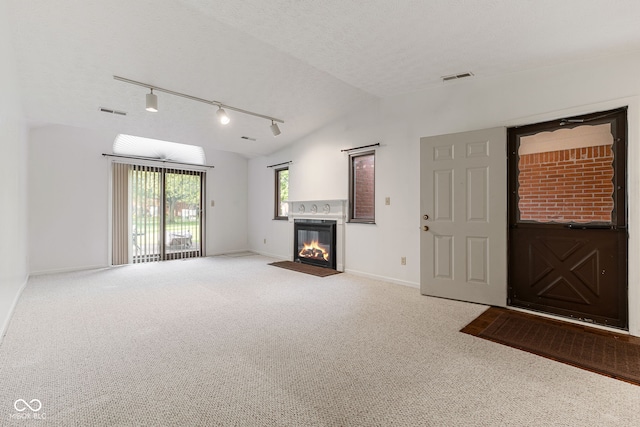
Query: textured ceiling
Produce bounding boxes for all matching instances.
[6,0,640,157]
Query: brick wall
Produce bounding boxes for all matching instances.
[518,145,614,222]
[353,154,375,219]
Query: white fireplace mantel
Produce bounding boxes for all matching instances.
[288,199,346,222]
[288,200,346,271]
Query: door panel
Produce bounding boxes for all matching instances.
[420,127,507,306]
[508,107,628,328]
[510,228,625,324]
[131,165,162,263]
[164,169,203,260]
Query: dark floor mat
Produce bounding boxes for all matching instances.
[268,261,342,277]
[462,307,640,386]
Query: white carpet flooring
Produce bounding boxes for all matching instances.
[0,254,638,426]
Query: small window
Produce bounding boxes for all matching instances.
[349,151,375,223]
[274,167,289,219]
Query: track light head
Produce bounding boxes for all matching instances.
[217,107,230,125]
[145,89,158,112]
[270,121,281,137]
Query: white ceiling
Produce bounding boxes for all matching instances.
[6,0,640,158]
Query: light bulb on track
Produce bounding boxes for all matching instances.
[217,107,230,125]
[145,89,158,112]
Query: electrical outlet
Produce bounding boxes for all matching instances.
[401,257,406,265]
[263,238,267,244]
[385,197,391,205]
[210,200,215,207]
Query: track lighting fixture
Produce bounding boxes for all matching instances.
[216,107,230,125]
[145,89,158,112]
[270,120,281,137]
[114,76,284,136]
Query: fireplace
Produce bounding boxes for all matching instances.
[288,200,345,271]
[293,219,337,269]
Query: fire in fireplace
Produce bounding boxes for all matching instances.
[293,219,336,269]
[299,240,329,262]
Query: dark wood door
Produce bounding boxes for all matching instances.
[508,108,628,329]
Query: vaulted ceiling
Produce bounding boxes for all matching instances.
[6,0,640,157]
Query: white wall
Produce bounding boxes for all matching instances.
[248,146,294,259]
[29,125,113,273]
[28,125,249,273]
[249,99,419,287]
[204,147,249,256]
[248,51,640,334]
[0,0,29,340]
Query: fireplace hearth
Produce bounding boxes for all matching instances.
[293,219,336,269]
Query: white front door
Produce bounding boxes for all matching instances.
[420,127,507,306]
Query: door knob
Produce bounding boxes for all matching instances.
[423,225,429,231]
[423,214,429,220]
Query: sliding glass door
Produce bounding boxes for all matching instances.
[112,163,204,265]
[163,169,203,260]
[130,165,162,262]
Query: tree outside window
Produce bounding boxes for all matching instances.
[275,167,289,219]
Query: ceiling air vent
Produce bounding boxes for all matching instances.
[442,72,474,82]
[99,107,127,116]
[241,136,257,141]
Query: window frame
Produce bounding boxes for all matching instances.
[348,150,376,224]
[274,166,289,220]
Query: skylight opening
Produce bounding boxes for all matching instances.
[113,134,206,165]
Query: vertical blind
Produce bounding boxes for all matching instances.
[112,163,130,265]
[112,162,204,265]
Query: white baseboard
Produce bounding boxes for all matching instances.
[0,275,29,346]
[344,269,419,289]
[250,250,289,260]
[208,249,250,256]
[29,264,109,276]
